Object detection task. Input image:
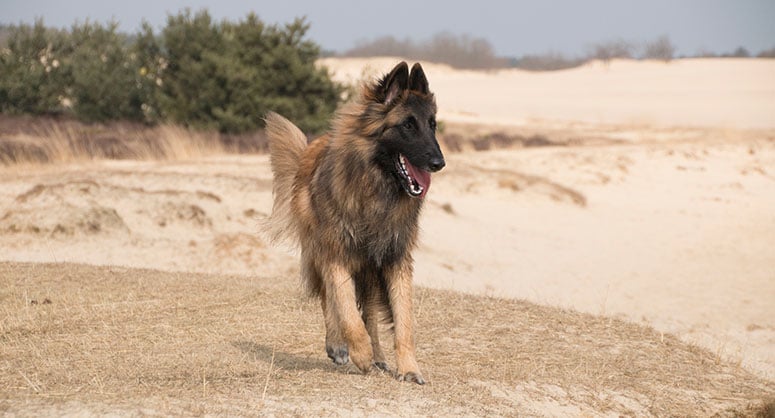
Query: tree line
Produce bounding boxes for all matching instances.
[0,10,343,134]
[338,33,775,71]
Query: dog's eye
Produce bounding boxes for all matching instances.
[403,118,416,130]
[429,118,437,131]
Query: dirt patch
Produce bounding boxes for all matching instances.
[0,180,220,238]
[2,182,130,237]
[213,233,268,269]
[1,262,772,416]
[445,162,587,207]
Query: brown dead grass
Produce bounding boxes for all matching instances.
[1,262,772,416]
[0,115,267,165]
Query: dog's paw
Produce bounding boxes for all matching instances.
[373,361,391,372]
[326,345,349,366]
[348,343,374,374]
[397,371,426,385]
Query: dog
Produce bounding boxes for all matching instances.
[264,61,444,384]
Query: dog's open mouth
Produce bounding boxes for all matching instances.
[395,154,431,198]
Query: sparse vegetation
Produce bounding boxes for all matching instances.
[339,33,774,71]
[510,53,585,72]
[344,32,509,70]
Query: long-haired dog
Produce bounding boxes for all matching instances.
[264,61,444,384]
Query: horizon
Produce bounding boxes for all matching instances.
[2,1,774,58]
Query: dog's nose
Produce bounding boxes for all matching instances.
[428,157,445,172]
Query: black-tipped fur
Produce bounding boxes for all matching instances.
[264,62,444,385]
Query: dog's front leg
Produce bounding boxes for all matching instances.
[386,260,425,384]
[323,263,373,373]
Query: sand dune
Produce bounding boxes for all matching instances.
[319,57,775,129]
[1,58,774,415]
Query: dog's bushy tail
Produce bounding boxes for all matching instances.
[263,112,306,246]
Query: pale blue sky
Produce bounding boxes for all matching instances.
[2,0,774,56]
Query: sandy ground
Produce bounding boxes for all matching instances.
[2,262,773,416]
[1,58,775,414]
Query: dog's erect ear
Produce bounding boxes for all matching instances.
[408,63,429,94]
[380,61,409,106]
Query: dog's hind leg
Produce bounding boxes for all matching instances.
[303,253,349,366]
[307,260,349,366]
[362,299,389,372]
[321,289,349,366]
[323,263,373,373]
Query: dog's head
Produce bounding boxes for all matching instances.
[370,62,445,199]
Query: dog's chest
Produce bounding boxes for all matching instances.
[341,195,420,267]
[311,148,422,266]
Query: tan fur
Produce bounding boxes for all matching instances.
[264,62,442,385]
[262,112,307,246]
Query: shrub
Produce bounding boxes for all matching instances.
[65,21,147,122]
[156,10,342,133]
[0,20,68,115]
[0,11,343,134]
[0,20,151,122]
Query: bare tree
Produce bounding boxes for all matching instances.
[588,39,634,63]
[642,35,676,61]
[757,46,775,58]
[729,46,750,57]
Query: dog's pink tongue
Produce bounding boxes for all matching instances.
[405,159,432,197]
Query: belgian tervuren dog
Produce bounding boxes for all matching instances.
[264,61,444,384]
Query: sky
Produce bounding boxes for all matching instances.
[2,0,774,57]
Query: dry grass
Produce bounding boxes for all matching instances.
[1,262,772,416]
[0,115,267,166]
